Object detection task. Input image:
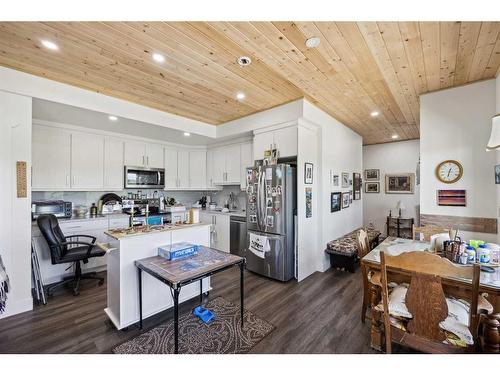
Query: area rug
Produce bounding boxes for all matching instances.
[113,297,274,354]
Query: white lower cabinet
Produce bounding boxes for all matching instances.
[199,212,230,253]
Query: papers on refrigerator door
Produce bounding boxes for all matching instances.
[249,232,271,259]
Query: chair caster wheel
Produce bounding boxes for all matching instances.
[73,290,80,296]
[98,280,104,286]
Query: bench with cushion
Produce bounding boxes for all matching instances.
[325,228,381,272]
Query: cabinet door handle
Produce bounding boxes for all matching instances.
[146,156,149,166]
[66,175,70,187]
[142,155,145,166]
[72,175,76,186]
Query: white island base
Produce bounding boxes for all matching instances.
[104,224,212,330]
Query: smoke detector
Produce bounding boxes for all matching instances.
[305,37,321,48]
[237,56,252,67]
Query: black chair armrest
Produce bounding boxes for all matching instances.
[65,234,97,244]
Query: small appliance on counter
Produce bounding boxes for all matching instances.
[164,204,187,224]
[32,200,72,220]
[98,193,123,214]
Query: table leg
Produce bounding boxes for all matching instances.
[482,313,500,353]
[173,287,180,354]
[199,279,203,305]
[240,262,245,327]
[138,268,143,330]
[360,263,369,324]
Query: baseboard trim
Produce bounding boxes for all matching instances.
[0,297,33,319]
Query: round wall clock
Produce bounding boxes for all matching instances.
[435,160,463,184]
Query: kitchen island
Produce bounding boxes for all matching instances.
[104,223,211,329]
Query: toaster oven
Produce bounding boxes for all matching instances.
[32,200,72,220]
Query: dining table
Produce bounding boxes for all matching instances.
[361,237,500,353]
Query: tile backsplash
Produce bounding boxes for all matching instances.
[33,185,247,211]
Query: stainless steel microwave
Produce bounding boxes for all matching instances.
[124,166,165,189]
[32,200,72,220]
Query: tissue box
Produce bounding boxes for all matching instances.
[158,242,198,261]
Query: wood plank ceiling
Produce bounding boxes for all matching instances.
[0,22,499,144]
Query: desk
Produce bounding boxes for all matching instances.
[135,246,245,354]
[361,237,500,352]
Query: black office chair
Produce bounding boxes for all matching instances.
[37,214,105,296]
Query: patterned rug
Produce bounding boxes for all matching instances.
[113,297,275,354]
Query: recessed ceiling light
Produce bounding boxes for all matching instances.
[108,115,118,121]
[236,92,246,100]
[370,111,380,117]
[152,53,165,63]
[41,40,58,51]
[184,132,191,137]
[391,134,399,140]
[305,37,321,48]
[237,56,252,67]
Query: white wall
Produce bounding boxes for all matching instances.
[0,91,32,319]
[420,79,497,242]
[363,140,420,234]
[302,100,364,272]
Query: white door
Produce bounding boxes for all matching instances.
[253,131,274,160]
[71,132,104,189]
[189,150,207,189]
[104,137,124,190]
[274,126,298,157]
[32,125,71,190]
[177,149,190,188]
[164,147,178,189]
[240,142,253,190]
[145,143,164,168]
[225,144,241,184]
[124,140,146,167]
[212,147,226,184]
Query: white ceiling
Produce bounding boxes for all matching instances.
[32,98,225,146]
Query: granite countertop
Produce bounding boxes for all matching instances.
[200,208,246,218]
[31,212,129,225]
[104,222,211,240]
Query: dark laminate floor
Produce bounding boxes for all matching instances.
[0,267,378,354]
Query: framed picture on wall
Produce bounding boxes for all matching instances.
[385,173,414,194]
[365,182,380,193]
[330,192,341,212]
[353,172,361,200]
[342,192,350,209]
[364,169,379,181]
[342,172,349,188]
[304,163,313,184]
[437,190,466,207]
[332,174,340,187]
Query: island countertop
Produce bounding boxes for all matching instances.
[104,222,211,240]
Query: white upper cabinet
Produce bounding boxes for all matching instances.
[240,142,253,190]
[124,140,163,168]
[124,140,146,167]
[206,149,215,189]
[253,125,297,160]
[177,150,190,189]
[273,126,298,158]
[145,143,164,168]
[164,147,178,189]
[225,144,241,183]
[253,131,274,161]
[71,132,104,190]
[104,137,124,190]
[32,125,71,190]
[212,147,227,184]
[189,150,207,189]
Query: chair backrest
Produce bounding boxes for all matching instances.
[412,225,450,241]
[356,229,370,258]
[380,250,479,353]
[37,214,66,264]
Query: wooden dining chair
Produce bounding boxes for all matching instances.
[357,229,380,323]
[412,225,450,241]
[379,251,491,353]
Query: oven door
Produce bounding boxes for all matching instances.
[124,166,165,189]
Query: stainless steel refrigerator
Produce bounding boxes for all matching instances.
[245,163,296,281]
